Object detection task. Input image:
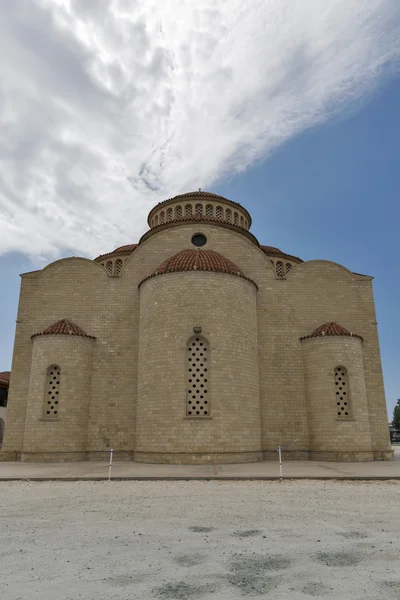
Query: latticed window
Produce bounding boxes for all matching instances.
[45,365,61,417]
[115,259,123,275]
[334,366,351,418]
[195,203,203,216]
[276,261,284,278]
[233,212,239,225]
[186,337,209,417]
[176,205,182,218]
[106,261,113,274]
[185,204,192,216]
[206,204,213,217]
[225,208,232,223]
[160,211,165,224]
[167,207,173,222]
[285,263,292,275]
[216,206,223,219]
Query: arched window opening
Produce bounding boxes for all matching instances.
[106,261,113,275]
[185,204,192,216]
[0,417,4,447]
[244,219,248,228]
[206,204,213,217]
[225,208,232,223]
[240,215,244,226]
[276,261,284,278]
[334,366,351,418]
[160,211,165,224]
[195,203,203,216]
[155,214,159,226]
[285,263,292,275]
[186,336,209,417]
[115,259,123,275]
[44,365,61,418]
[167,207,173,222]
[233,212,239,225]
[216,206,223,219]
[175,205,182,218]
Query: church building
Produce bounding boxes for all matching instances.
[1,191,392,463]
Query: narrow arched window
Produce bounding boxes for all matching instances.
[106,261,113,275]
[155,214,159,225]
[160,211,165,224]
[216,206,223,219]
[115,259,123,275]
[225,208,232,223]
[44,365,61,418]
[206,204,213,217]
[167,207,173,222]
[276,261,284,278]
[334,366,351,418]
[186,336,209,417]
[185,204,192,216]
[175,205,182,218]
[233,212,238,225]
[244,219,248,228]
[0,418,5,446]
[240,215,244,226]
[285,263,292,275]
[195,203,203,216]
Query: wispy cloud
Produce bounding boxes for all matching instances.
[0,0,399,258]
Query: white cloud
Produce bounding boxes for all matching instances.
[0,0,399,259]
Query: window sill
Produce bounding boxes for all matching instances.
[185,416,212,420]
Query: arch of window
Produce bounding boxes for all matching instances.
[185,204,192,216]
[276,261,284,278]
[115,259,123,275]
[186,336,209,417]
[175,205,182,218]
[167,207,173,222]
[160,211,165,224]
[44,365,61,418]
[216,206,223,219]
[285,263,292,275]
[206,204,213,217]
[195,203,203,216]
[225,208,232,223]
[106,261,113,275]
[233,212,239,225]
[334,366,351,418]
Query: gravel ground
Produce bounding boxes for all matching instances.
[1,480,400,599]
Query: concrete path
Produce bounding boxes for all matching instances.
[0,446,399,480]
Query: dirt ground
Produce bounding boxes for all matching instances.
[1,480,400,600]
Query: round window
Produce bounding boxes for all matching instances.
[191,234,207,247]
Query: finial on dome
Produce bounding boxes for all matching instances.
[198,187,202,191]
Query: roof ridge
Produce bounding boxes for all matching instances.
[31,318,96,340]
[300,321,363,341]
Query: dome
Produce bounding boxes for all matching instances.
[140,249,257,287]
[300,322,363,341]
[31,319,96,340]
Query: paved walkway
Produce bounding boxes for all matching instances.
[0,447,399,480]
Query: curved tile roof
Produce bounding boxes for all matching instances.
[260,245,303,262]
[140,249,257,287]
[31,319,96,340]
[300,322,363,341]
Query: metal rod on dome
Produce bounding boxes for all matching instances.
[108,449,113,481]
[277,446,283,481]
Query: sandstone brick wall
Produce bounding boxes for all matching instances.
[135,271,261,463]
[1,216,392,462]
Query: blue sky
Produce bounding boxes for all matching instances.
[0,1,399,421]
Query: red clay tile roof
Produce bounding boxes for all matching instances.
[31,319,96,340]
[140,249,257,287]
[94,244,138,261]
[260,245,303,262]
[0,371,10,384]
[300,322,363,341]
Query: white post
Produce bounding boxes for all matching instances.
[278,445,283,480]
[108,449,113,481]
